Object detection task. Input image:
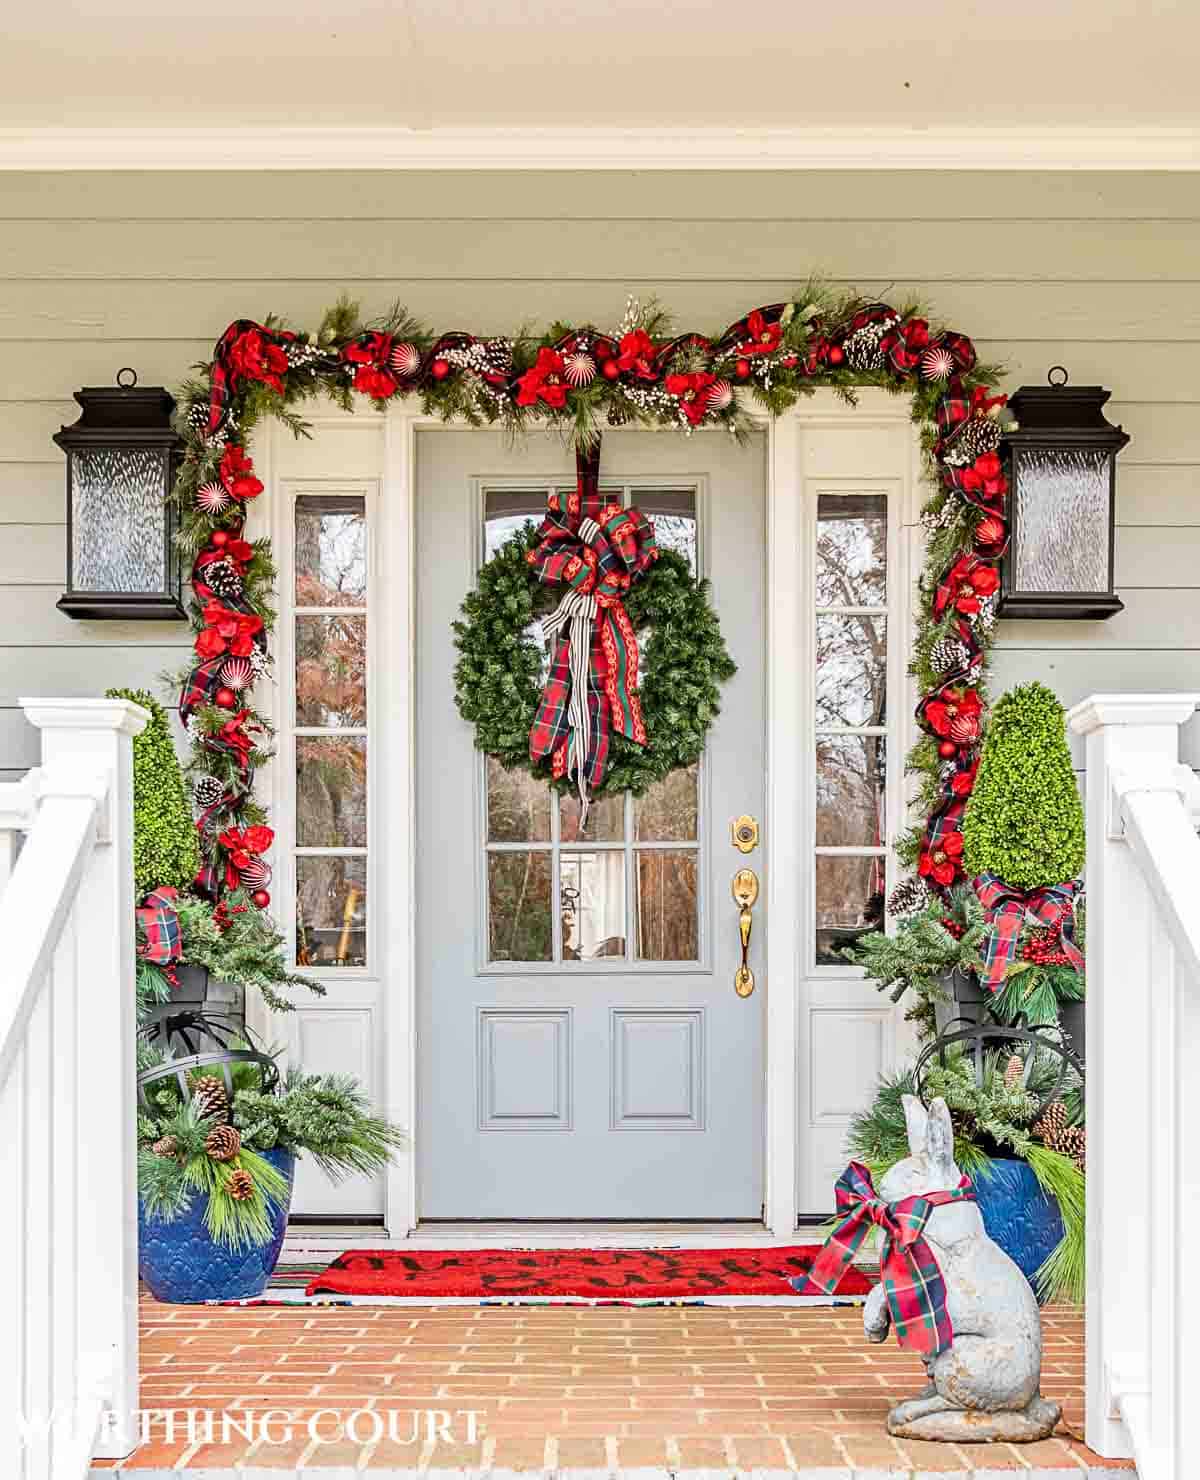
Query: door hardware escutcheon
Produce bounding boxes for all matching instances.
[731,815,759,854]
[732,867,759,997]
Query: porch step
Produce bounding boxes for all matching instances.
[88,1468,1122,1479]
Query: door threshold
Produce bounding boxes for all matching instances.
[283,1219,815,1255]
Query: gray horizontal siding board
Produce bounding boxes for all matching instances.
[0,586,188,645]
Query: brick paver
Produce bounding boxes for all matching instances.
[87,1296,1130,1473]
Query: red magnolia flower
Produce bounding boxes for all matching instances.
[951,763,979,798]
[354,364,398,400]
[516,347,569,408]
[344,332,399,401]
[242,824,274,855]
[665,371,716,426]
[902,318,931,350]
[226,327,289,395]
[226,538,255,566]
[919,831,965,887]
[195,626,225,659]
[219,443,264,501]
[200,599,263,658]
[616,329,657,380]
[737,309,782,359]
[925,686,983,739]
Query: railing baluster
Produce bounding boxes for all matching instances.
[23,976,52,1480]
[0,1046,27,1480]
[52,916,81,1464]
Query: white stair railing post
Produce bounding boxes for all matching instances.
[1067,693,1200,1468]
[21,698,148,1462]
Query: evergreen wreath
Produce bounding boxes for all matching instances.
[452,529,736,797]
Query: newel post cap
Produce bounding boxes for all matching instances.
[1067,693,1200,737]
[20,697,151,738]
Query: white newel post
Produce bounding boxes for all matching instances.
[1067,693,1200,1470]
[21,698,148,1461]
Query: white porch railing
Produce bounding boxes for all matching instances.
[0,699,147,1480]
[1069,693,1200,1480]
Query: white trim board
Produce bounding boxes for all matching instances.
[2,125,1200,171]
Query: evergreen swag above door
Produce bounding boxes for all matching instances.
[170,284,1008,916]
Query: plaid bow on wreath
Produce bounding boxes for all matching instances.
[527,444,658,829]
[973,874,1084,993]
[792,1161,975,1357]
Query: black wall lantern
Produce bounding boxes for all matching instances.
[53,369,187,619]
[998,368,1129,620]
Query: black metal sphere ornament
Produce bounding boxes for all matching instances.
[136,1045,281,1114]
[914,1017,1084,1124]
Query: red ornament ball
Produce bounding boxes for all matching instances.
[949,713,979,745]
[251,889,271,909]
[214,686,237,709]
[734,358,751,380]
[594,341,611,361]
[601,359,621,381]
[210,529,230,548]
[975,515,1006,548]
[938,739,958,759]
[431,358,450,380]
[827,345,846,366]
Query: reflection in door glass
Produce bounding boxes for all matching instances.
[816,493,887,607]
[636,851,699,962]
[296,736,368,848]
[296,855,367,967]
[815,736,886,849]
[487,852,553,963]
[814,854,886,965]
[815,615,887,729]
[560,852,627,961]
[634,764,698,842]
[483,489,547,558]
[487,756,551,843]
[295,494,367,607]
[638,489,697,575]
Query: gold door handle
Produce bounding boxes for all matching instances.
[732,867,759,998]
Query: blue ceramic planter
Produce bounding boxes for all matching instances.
[138,1147,295,1304]
[973,1156,1064,1301]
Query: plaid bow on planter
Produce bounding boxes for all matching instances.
[526,444,658,829]
[136,886,183,966]
[792,1161,975,1357]
[973,874,1084,993]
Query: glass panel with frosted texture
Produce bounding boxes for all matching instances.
[1012,447,1110,592]
[71,447,167,591]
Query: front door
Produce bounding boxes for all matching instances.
[416,429,766,1219]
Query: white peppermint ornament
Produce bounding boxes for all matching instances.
[196,481,231,515]
[239,857,272,888]
[220,656,253,691]
[390,341,421,378]
[563,352,596,388]
[707,379,734,411]
[920,345,956,381]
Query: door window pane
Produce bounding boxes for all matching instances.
[815,736,886,848]
[639,489,698,575]
[484,489,547,558]
[816,494,887,607]
[560,852,627,962]
[560,789,625,843]
[814,855,886,966]
[636,851,700,962]
[297,737,368,848]
[487,757,552,843]
[487,852,553,963]
[295,494,366,608]
[296,614,366,727]
[635,765,699,842]
[815,615,886,728]
[296,856,367,967]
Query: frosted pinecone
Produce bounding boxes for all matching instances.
[929,635,971,676]
[842,314,899,372]
[887,876,930,919]
[193,774,224,813]
[974,594,998,636]
[185,402,210,433]
[248,645,269,677]
[943,414,1003,468]
[205,559,243,601]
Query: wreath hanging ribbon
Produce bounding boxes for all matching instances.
[526,443,659,829]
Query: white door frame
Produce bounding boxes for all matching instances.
[262,392,921,1241]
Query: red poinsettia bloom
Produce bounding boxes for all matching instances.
[343,333,399,401]
[353,364,398,400]
[516,347,570,409]
[665,371,717,426]
[925,686,983,739]
[902,317,931,350]
[969,564,1000,597]
[737,309,782,359]
[918,831,965,887]
[616,329,658,380]
[951,763,979,798]
[226,538,255,566]
[195,626,226,659]
[344,332,394,367]
[219,443,264,501]
[226,327,289,395]
[242,824,274,855]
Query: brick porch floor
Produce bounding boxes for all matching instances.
[90,1297,1132,1475]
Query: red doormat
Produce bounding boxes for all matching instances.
[303,1246,872,1304]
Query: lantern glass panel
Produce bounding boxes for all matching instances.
[70,445,169,592]
[1011,445,1111,594]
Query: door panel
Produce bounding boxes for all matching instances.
[416,429,766,1219]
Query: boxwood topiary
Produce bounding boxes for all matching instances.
[962,680,1085,888]
[107,687,199,896]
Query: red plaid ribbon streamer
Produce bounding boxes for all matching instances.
[973,873,1084,993]
[527,443,658,827]
[793,1161,975,1357]
[136,886,182,966]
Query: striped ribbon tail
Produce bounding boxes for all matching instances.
[541,588,599,829]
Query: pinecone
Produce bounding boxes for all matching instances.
[929,636,971,677]
[887,876,930,919]
[1004,1053,1024,1091]
[842,321,888,372]
[1034,1099,1068,1142]
[193,774,224,813]
[186,402,209,433]
[227,1169,255,1202]
[1035,1101,1086,1173]
[205,559,243,600]
[205,1124,242,1162]
[248,644,269,678]
[152,1135,179,1159]
[944,414,1003,468]
[191,1074,229,1123]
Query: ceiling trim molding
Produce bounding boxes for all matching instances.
[1,125,1200,172]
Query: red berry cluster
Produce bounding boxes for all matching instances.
[1021,927,1072,966]
[212,899,250,935]
[940,917,965,939]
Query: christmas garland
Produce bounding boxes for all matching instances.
[453,532,736,799]
[170,283,1009,907]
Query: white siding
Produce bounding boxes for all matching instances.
[1,169,1197,769]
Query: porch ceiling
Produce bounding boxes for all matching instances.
[3,0,1198,134]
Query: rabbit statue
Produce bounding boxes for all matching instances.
[857,1094,1061,1441]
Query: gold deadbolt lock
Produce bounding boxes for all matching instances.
[732,867,759,998]
[731,815,759,854]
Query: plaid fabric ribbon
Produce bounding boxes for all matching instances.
[793,1161,975,1357]
[136,886,182,966]
[973,874,1084,992]
[527,443,658,828]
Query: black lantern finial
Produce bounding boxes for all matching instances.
[53,370,187,620]
[998,368,1130,621]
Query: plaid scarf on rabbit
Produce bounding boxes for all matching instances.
[792,1161,975,1356]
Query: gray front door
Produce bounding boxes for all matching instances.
[416,429,766,1218]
